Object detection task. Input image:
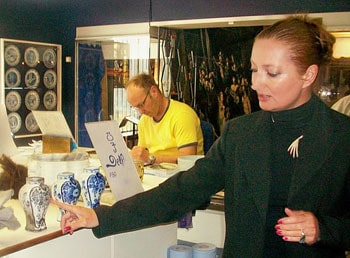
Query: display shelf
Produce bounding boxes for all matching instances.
[0,174,175,257]
[0,38,62,144]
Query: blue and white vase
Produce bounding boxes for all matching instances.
[79,167,106,208]
[51,172,81,220]
[18,177,50,231]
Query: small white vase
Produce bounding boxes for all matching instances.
[18,177,50,231]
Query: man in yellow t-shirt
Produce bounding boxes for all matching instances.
[125,73,203,165]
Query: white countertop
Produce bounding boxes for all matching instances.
[0,199,62,256]
[0,174,168,256]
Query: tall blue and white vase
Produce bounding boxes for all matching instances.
[79,167,106,208]
[51,172,81,221]
[18,177,50,231]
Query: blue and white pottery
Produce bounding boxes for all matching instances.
[52,172,81,220]
[80,167,106,208]
[18,177,50,231]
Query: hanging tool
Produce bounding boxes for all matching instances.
[189,50,198,109]
[176,49,182,101]
[161,30,174,98]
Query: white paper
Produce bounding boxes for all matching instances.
[0,104,18,156]
[85,120,144,201]
[32,111,73,139]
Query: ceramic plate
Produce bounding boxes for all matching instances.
[25,112,39,132]
[159,163,178,170]
[5,44,21,66]
[43,70,57,89]
[5,68,21,88]
[25,90,40,110]
[43,48,57,68]
[5,91,22,112]
[8,112,22,133]
[25,69,40,89]
[24,47,39,67]
[43,90,57,110]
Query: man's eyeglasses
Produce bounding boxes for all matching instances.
[134,90,150,109]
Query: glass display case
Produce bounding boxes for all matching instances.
[75,23,162,147]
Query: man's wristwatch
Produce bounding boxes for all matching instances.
[149,154,156,165]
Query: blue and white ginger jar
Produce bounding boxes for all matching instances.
[52,172,81,220]
[80,167,106,208]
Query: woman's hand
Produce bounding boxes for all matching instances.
[275,207,320,245]
[51,199,99,235]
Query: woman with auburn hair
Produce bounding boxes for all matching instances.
[54,16,350,257]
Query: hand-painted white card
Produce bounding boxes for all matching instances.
[32,111,74,138]
[0,104,18,156]
[85,120,144,201]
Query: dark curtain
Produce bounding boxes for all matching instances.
[78,44,105,147]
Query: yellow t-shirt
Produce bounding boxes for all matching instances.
[138,99,204,156]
